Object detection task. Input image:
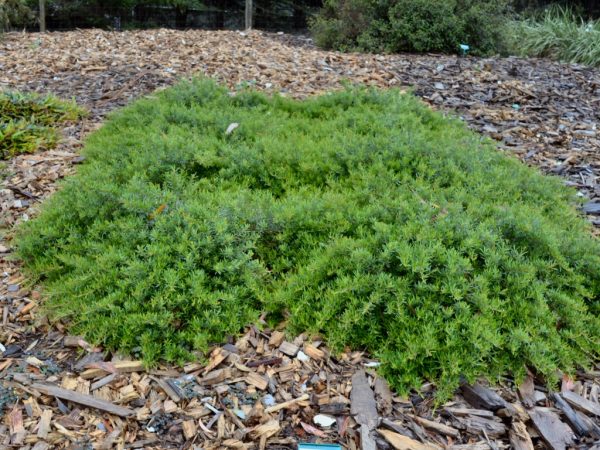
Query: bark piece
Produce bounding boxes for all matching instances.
[268,331,285,347]
[351,370,378,431]
[264,393,309,414]
[454,414,506,438]
[374,376,394,416]
[360,423,377,450]
[518,374,535,407]
[245,372,269,391]
[246,357,282,368]
[303,344,325,360]
[553,392,594,437]
[410,414,460,437]
[151,376,181,402]
[37,408,52,439]
[509,421,534,450]
[278,341,299,356]
[562,390,600,417]
[199,368,232,385]
[182,419,197,439]
[351,370,379,450]
[378,428,440,450]
[444,407,495,418]
[529,407,575,450]
[460,382,508,411]
[9,406,25,445]
[250,419,280,438]
[380,418,417,440]
[32,383,134,417]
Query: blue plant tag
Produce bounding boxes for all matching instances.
[298,444,343,450]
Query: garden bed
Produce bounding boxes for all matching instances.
[1,29,600,450]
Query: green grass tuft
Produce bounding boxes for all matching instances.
[506,5,600,67]
[0,91,85,159]
[16,79,600,399]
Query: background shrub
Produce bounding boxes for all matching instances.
[311,0,512,55]
[384,0,461,53]
[0,0,33,32]
[17,79,600,399]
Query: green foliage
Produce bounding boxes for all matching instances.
[0,0,33,31]
[505,5,600,66]
[311,0,512,55]
[17,79,600,399]
[0,91,83,125]
[0,91,84,159]
[310,0,376,51]
[0,120,58,159]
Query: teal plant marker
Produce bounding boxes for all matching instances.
[298,444,343,450]
[459,44,470,56]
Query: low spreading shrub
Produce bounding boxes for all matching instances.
[506,5,600,66]
[17,79,600,399]
[0,91,84,159]
[311,0,512,55]
[0,120,58,159]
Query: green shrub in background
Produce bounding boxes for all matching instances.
[0,91,84,159]
[17,79,600,399]
[311,0,512,55]
[0,0,33,32]
[505,5,600,66]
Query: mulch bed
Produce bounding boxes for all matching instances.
[1,29,600,449]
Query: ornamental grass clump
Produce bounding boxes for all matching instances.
[17,79,600,399]
[506,5,600,67]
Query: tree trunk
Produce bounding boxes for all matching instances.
[245,0,252,30]
[39,0,46,32]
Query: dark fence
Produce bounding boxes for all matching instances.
[21,0,600,33]
[34,1,322,32]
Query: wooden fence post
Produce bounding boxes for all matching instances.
[245,0,252,30]
[39,0,46,32]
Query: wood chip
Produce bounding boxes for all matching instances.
[182,419,197,440]
[37,409,52,439]
[245,372,269,390]
[460,382,508,411]
[264,393,309,414]
[562,390,600,417]
[410,414,460,437]
[351,370,378,431]
[9,406,25,445]
[378,428,440,450]
[303,344,325,360]
[529,407,575,450]
[278,341,299,356]
[200,368,232,385]
[509,421,534,450]
[31,383,134,417]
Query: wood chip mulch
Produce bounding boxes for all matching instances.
[1,29,600,449]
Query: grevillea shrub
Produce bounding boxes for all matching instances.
[17,79,600,399]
